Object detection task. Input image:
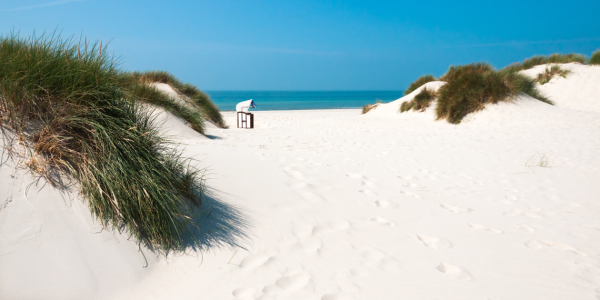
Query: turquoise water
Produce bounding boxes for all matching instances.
[205,91,403,111]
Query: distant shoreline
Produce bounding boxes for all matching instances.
[206,90,403,112]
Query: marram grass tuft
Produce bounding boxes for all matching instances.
[125,70,227,128]
[590,50,600,65]
[502,53,586,72]
[436,63,551,124]
[0,32,206,253]
[404,74,436,96]
[400,87,437,113]
[536,65,571,85]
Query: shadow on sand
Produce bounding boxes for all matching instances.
[182,187,253,252]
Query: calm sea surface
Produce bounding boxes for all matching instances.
[205,91,404,111]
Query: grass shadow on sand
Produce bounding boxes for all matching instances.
[180,187,253,253]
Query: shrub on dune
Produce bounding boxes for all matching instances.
[127,70,227,128]
[590,50,600,65]
[502,53,586,72]
[404,74,437,95]
[0,33,204,252]
[436,63,551,124]
[400,87,437,113]
[536,65,571,85]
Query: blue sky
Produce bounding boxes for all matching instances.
[1,0,599,90]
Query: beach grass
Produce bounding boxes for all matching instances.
[362,100,381,114]
[590,50,600,65]
[404,74,436,96]
[125,83,205,133]
[127,70,227,128]
[502,53,586,72]
[536,65,571,85]
[0,33,205,252]
[436,63,551,124]
[400,87,437,113]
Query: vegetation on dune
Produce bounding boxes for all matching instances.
[0,33,207,252]
[590,50,600,65]
[536,65,571,85]
[126,70,227,128]
[400,87,437,113]
[502,53,586,72]
[404,74,437,96]
[362,100,381,114]
[436,63,551,124]
[126,83,205,132]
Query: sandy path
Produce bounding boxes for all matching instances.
[1,101,600,299]
[123,106,600,299]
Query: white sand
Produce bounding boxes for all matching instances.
[1,66,600,299]
[520,63,600,113]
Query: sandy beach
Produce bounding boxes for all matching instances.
[2,62,600,299]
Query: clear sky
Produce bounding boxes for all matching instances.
[1,0,599,90]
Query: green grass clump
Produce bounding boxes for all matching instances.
[502,53,586,72]
[0,33,205,252]
[536,65,571,85]
[590,50,600,65]
[404,74,437,96]
[126,70,227,128]
[126,83,205,133]
[436,63,551,124]
[400,87,437,113]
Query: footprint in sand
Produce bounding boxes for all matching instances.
[417,234,453,250]
[498,195,519,204]
[232,287,256,298]
[369,216,395,226]
[525,240,586,256]
[398,175,417,180]
[297,190,324,203]
[283,167,306,180]
[329,219,350,231]
[300,236,322,254]
[322,293,353,300]
[400,190,421,198]
[375,200,389,208]
[516,224,535,233]
[240,254,271,268]
[503,209,543,219]
[440,203,472,213]
[437,263,473,281]
[402,182,418,188]
[262,285,283,295]
[346,173,363,179]
[275,271,312,291]
[361,180,375,186]
[467,222,503,234]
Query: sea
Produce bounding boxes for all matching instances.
[204,91,404,111]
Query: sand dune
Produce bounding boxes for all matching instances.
[1,68,599,299]
[520,63,600,113]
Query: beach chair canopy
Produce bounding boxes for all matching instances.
[236,99,256,112]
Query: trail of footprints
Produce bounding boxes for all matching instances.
[277,161,580,294]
